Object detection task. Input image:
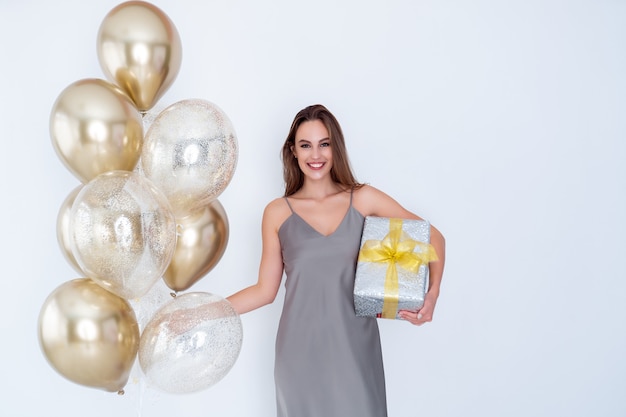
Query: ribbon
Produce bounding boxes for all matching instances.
[358,218,438,318]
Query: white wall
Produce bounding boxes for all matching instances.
[2,0,625,416]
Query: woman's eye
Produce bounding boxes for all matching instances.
[300,144,310,148]
[320,142,330,147]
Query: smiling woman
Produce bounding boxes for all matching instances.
[226,104,446,417]
[10,1,624,416]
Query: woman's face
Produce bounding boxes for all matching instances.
[292,119,333,181]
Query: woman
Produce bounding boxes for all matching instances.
[227,104,445,417]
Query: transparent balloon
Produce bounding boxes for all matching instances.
[141,99,238,218]
[139,292,243,393]
[69,170,177,299]
[38,278,140,392]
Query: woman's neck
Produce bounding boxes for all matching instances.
[294,179,345,201]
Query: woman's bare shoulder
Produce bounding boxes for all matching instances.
[353,184,417,219]
[353,184,388,214]
[354,184,384,198]
[262,197,293,230]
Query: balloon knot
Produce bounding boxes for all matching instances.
[117,389,125,396]
[170,292,177,298]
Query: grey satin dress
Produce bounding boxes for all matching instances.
[275,193,387,417]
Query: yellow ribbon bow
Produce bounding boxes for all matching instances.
[358,218,438,318]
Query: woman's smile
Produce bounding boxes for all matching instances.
[307,162,325,170]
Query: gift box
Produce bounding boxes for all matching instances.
[354,216,438,319]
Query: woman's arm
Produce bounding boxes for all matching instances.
[227,199,287,315]
[354,185,446,325]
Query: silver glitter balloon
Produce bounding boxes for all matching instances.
[138,292,243,393]
[141,99,238,218]
[69,171,177,300]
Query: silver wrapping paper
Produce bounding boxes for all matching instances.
[354,216,431,319]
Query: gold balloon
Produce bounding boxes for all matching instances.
[97,1,182,111]
[50,78,144,183]
[163,199,229,292]
[56,185,84,275]
[38,278,140,392]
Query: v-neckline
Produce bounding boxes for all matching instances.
[290,205,353,238]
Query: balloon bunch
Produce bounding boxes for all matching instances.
[39,1,242,395]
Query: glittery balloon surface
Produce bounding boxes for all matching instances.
[141,99,238,217]
[69,171,177,300]
[138,292,243,393]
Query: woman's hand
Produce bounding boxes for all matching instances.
[398,291,438,326]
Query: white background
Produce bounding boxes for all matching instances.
[1,0,625,416]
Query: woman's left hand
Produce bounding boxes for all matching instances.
[398,292,438,326]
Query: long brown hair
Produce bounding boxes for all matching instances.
[281,104,363,196]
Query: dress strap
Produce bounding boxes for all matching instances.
[349,187,354,206]
[284,197,294,213]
